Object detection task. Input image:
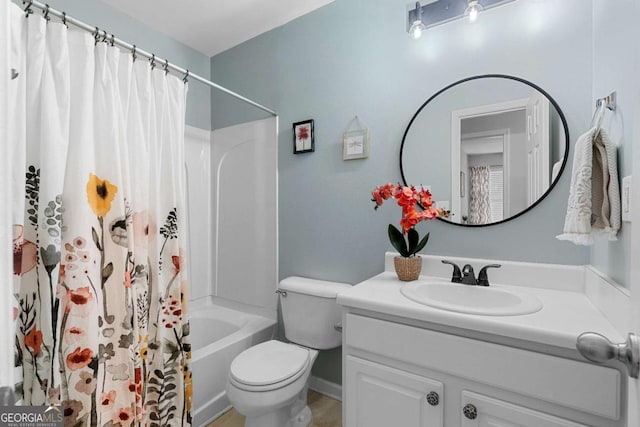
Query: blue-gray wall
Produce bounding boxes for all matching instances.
[210,0,596,384]
[43,0,212,130]
[211,0,592,283]
[590,0,635,288]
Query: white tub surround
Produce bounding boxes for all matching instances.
[338,253,626,427]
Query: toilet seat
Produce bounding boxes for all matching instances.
[229,340,310,392]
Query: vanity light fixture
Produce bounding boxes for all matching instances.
[464,0,484,22]
[408,2,426,39]
[406,0,514,34]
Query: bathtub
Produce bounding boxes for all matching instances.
[190,301,276,426]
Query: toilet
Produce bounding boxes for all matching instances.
[225,276,351,427]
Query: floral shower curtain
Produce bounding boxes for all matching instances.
[9,4,191,426]
[468,165,492,225]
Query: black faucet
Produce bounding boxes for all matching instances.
[461,264,477,285]
[477,264,501,286]
[441,260,462,283]
[441,260,501,286]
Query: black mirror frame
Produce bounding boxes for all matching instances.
[399,74,570,227]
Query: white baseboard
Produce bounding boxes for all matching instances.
[309,376,342,401]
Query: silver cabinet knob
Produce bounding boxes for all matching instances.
[463,403,477,420]
[576,332,640,378]
[426,391,439,406]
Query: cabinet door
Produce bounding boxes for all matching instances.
[345,356,443,427]
[460,391,587,427]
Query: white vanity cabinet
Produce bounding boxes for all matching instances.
[345,356,444,426]
[342,313,624,427]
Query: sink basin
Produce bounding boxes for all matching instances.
[400,280,543,316]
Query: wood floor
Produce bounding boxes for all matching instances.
[207,390,342,427]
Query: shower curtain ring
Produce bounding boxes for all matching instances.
[110,34,115,47]
[43,4,51,22]
[93,26,100,45]
[101,30,108,44]
[23,1,33,18]
[150,54,156,70]
[163,60,170,75]
[62,11,67,27]
[132,45,137,62]
[183,70,189,84]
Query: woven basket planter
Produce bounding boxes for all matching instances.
[393,256,422,282]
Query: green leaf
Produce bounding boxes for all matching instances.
[413,232,430,255]
[407,228,419,254]
[388,224,409,257]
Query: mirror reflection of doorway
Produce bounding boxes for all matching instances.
[451,92,550,225]
[461,133,507,224]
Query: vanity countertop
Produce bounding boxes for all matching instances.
[337,271,623,351]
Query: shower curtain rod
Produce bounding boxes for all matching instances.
[21,0,278,117]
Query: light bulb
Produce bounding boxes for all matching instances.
[408,2,425,40]
[410,20,425,39]
[468,6,478,22]
[464,0,483,23]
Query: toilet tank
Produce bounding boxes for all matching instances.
[279,276,351,350]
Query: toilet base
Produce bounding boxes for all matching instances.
[291,406,312,427]
[244,404,311,427]
[244,384,312,427]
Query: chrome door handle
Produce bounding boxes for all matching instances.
[576,332,640,378]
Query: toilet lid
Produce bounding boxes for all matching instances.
[230,340,309,387]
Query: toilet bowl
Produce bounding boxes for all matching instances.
[225,277,351,427]
[226,340,319,427]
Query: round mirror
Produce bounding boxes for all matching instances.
[400,74,569,227]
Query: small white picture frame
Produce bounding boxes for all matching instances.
[342,129,369,160]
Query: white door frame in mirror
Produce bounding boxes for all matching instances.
[459,130,511,221]
[450,97,527,222]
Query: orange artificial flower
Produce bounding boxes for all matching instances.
[371,183,395,207]
[86,173,118,217]
[24,327,43,356]
[66,347,94,370]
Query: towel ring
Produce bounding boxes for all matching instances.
[591,91,617,136]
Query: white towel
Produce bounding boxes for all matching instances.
[557,128,620,245]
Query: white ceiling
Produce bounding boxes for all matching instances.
[103,0,335,57]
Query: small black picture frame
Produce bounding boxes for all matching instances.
[293,119,314,154]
